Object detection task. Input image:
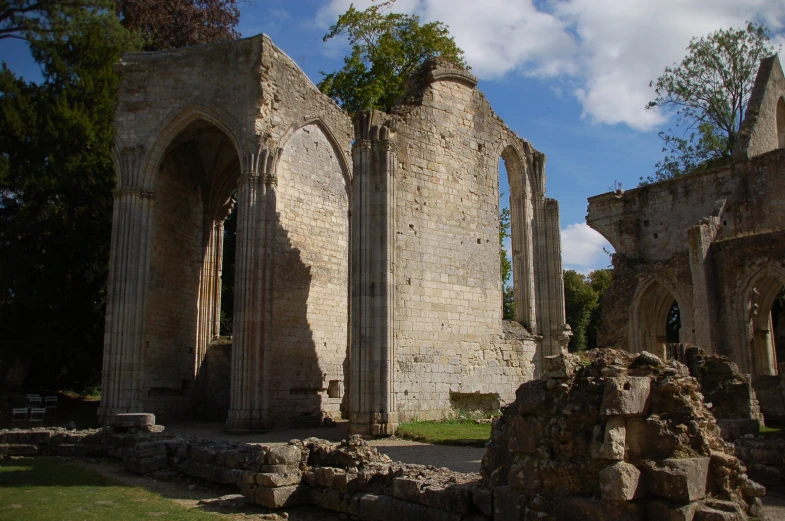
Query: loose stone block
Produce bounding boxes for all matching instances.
[254,485,308,509]
[266,445,301,465]
[599,461,641,502]
[111,413,155,428]
[257,471,301,488]
[644,458,710,502]
[597,416,627,460]
[124,454,168,474]
[601,377,651,416]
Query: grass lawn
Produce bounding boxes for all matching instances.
[396,420,492,446]
[0,457,221,521]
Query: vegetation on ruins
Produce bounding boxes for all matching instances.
[563,269,611,351]
[318,0,466,113]
[642,23,775,184]
[397,418,492,447]
[0,1,240,390]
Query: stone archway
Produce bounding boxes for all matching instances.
[629,277,693,357]
[739,267,785,376]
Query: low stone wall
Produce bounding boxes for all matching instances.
[735,436,785,487]
[0,424,490,520]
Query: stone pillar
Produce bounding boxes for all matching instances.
[195,219,223,377]
[531,152,570,359]
[688,221,718,352]
[510,169,536,331]
[98,182,155,423]
[227,148,277,432]
[350,112,397,436]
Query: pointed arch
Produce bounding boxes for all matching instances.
[134,103,247,190]
[629,275,694,356]
[737,263,785,375]
[279,115,352,187]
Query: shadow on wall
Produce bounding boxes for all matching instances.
[267,209,327,428]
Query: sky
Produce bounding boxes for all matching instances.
[3,0,785,275]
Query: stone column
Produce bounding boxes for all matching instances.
[195,219,223,377]
[531,152,570,359]
[688,221,718,352]
[98,183,155,423]
[227,149,277,432]
[350,112,397,436]
[509,167,536,330]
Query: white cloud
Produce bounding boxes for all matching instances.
[561,222,612,273]
[316,0,785,131]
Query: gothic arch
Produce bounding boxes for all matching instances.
[135,103,247,190]
[499,143,536,329]
[279,116,352,187]
[629,275,693,356]
[737,263,785,375]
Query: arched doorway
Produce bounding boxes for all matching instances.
[629,278,690,357]
[143,117,240,420]
[744,272,785,376]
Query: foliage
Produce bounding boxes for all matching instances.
[642,23,775,184]
[397,419,491,447]
[116,0,240,51]
[585,268,612,350]
[0,0,239,390]
[564,269,613,351]
[319,0,466,113]
[0,0,107,42]
[0,5,139,390]
[500,206,514,319]
[0,457,224,520]
[666,301,681,343]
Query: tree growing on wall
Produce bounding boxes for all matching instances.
[319,0,466,113]
[642,23,775,184]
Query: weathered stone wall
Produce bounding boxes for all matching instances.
[391,68,543,421]
[586,56,785,378]
[271,123,349,425]
[142,155,205,419]
[203,339,232,421]
[104,36,565,433]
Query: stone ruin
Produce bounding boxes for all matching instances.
[100,33,568,435]
[3,349,773,521]
[586,55,785,408]
[482,349,765,520]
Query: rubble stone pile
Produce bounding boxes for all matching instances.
[482,349,766,520]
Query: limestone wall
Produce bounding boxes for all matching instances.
[270,123,350,424]
[391,66,542,421]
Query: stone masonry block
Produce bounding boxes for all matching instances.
[266,445,302,465]
[599,461,642,502]
[111,413,155,428]
[598,416,627,460]
[254,485,308,509]
[644,458,710,502]
[601,377,651,416]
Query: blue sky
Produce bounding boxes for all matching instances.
[3,0,785,274]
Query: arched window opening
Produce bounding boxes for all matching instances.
[666,300,681,344]
[499,157,514,320]
[219,193,236,336]
[771,287,785,372]
[777,97,785,149]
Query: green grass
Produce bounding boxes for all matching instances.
[760,424,783,435]
[396,419,492,446]
[0,458,220,521]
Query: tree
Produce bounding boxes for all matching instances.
[116,0,240,51]
[642,23,775,184]
[585,269,612,350]
[319,0,466,113]
[500,206,514,319]
[0,0,106,42]
[0,3,140,389]
[563,270,599,352]
[0,0,240,390]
